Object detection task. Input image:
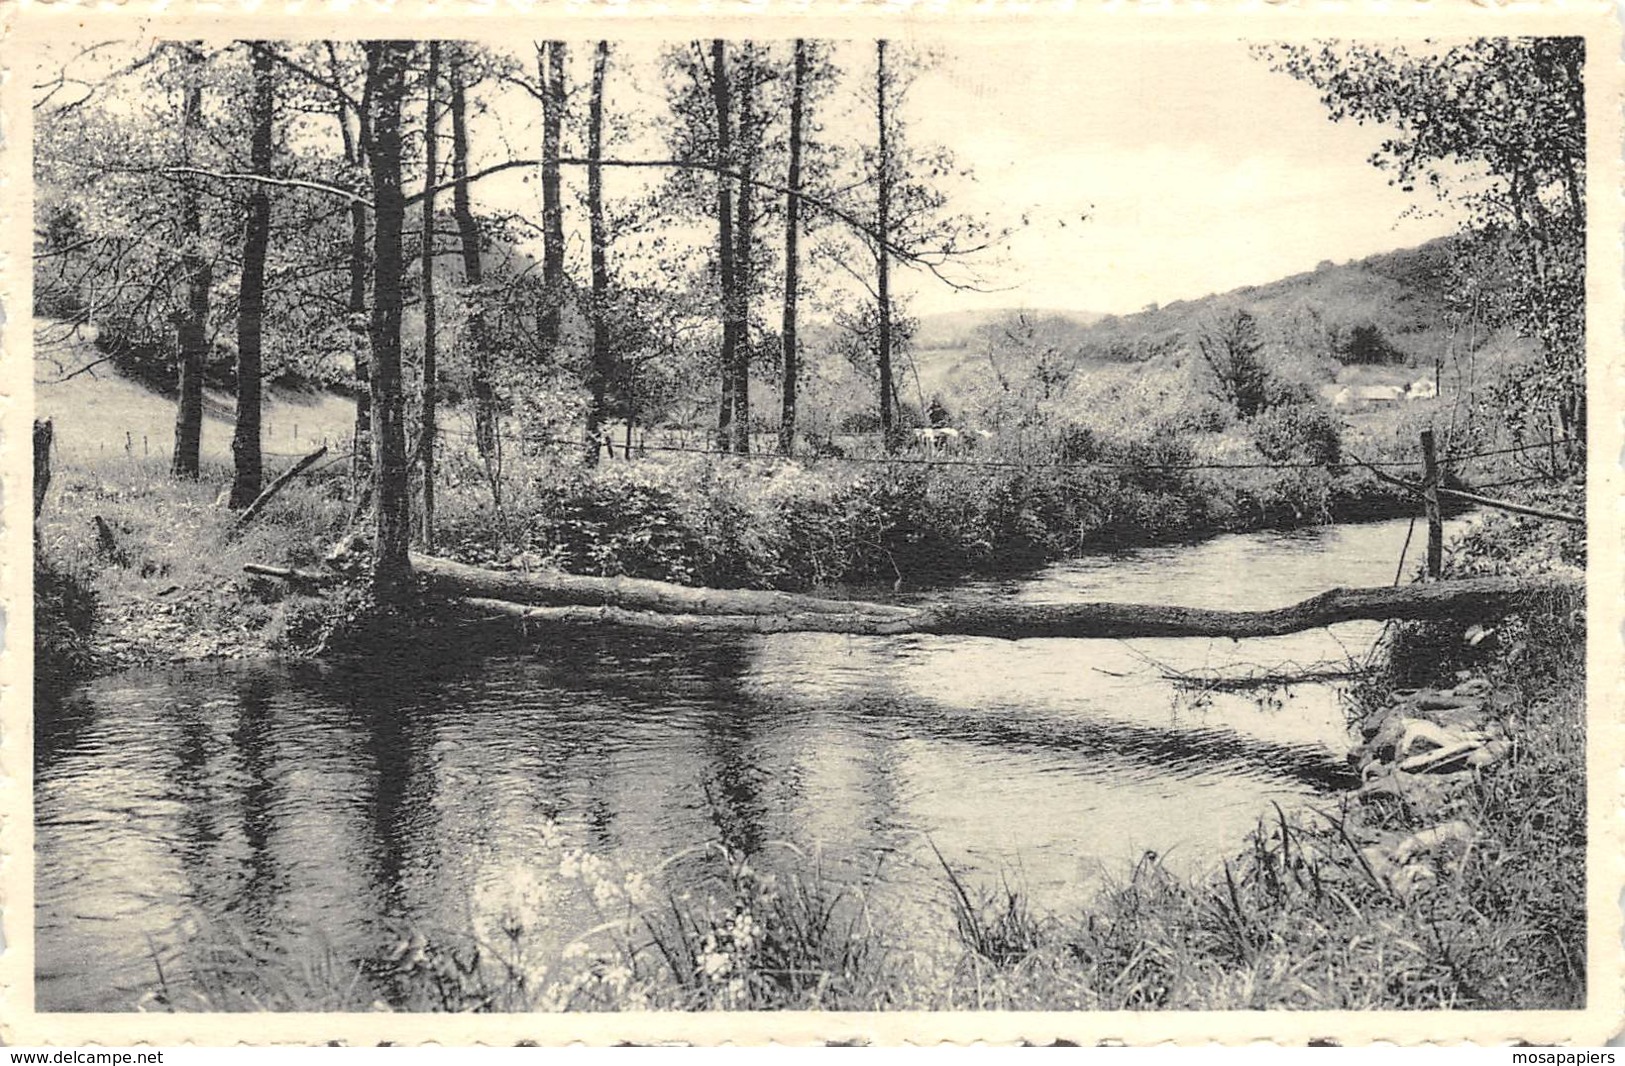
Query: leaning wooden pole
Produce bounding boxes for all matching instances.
[1349,452,1583,526]
[231,445,328,532]
[1435,486,1583,526]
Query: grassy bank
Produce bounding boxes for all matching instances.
[32,453,355,684]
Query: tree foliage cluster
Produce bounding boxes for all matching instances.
[1263,37,1585,466]
[35,37,991,594]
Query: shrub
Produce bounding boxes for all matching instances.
[35,552,97,698]
[1340,322,1406,365]
[1248,402,1342,465]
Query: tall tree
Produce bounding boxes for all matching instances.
[778,39,808,456]
[585,42,613,464]
[874,40,896,450]
[449,45,497,459]
[419,41,441,546]
[730,49,757,455]
[363,40,414,599]
[332,42,376,499]
[171,43,213,480]
[711,39,739,453]
[229,42,276,507]
[538,41,569,365]
[829,42,994,447]
[34,42,360,422]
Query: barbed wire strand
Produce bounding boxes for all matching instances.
[435,425,1576,477]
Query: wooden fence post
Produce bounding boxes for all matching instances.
[1421,429,1442,580]
[33,419,53,521]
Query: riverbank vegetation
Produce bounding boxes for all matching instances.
[33,250,1557,668]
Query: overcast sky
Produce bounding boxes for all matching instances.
[471,37,1463,321]
[895,39,1463,317]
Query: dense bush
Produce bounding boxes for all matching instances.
[432,413,1401,592]
[93,318,180,393]
[1340,322,1408,365]
[91,316,237,394]
[1248,401,1342,465]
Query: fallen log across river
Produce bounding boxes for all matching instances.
[408,553,1582,640]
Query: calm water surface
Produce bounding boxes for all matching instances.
[36,517,1444,1010]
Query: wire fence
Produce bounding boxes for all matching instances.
[60,415,1579,485]
[434,423,1579,478]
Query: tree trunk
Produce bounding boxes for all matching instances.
[711,40,737,453]
[365,41,415,600]
[585,42,612,466]
[779,39,807,457]
[33,419,53,523]
[732,56,755,456]
[230,42,275,508]
[341,45,374,500]
[875,40,895,452]
[409,553,1578,640]
[172,44,212,481]
[419,41,440,548]
[450,47,495,460]
[538,41,568,366]
[413,552,914,620]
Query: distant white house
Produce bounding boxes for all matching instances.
[1333,384,1407,410]
[1407,378,1439,400]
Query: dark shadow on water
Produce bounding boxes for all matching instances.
[34,688,97,776]
[843,693,1357,792]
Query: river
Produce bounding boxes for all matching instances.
[35,515,1446,1010]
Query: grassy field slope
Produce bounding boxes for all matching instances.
[34,320,356,471]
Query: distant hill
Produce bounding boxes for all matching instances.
[889,236,1469,408]
[1065,236,1464,367]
